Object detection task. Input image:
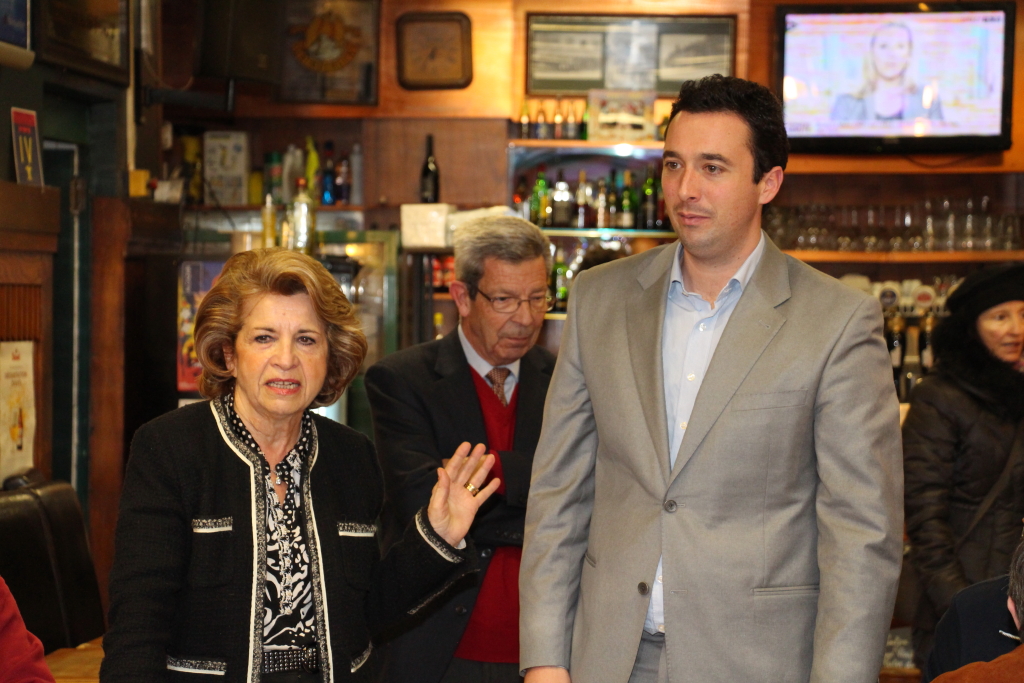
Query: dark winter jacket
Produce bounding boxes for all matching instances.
[99,399,476,683]
[903,315,1024,662]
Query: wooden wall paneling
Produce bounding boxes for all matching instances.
[0,181,61,233]
[89,196,131,609]
[362,118,509,207]
[749,0,1024,174]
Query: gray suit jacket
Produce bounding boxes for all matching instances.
[520,237,903,683]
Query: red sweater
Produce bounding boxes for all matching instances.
[454,370,521,663]
[0,576,55,683]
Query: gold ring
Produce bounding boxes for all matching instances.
[464,482,480,495]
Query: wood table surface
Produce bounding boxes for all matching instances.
[45,637,103,683]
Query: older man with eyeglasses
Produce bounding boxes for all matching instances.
[366,216,556,683]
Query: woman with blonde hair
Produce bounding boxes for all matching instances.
[831,21,943,122]
[101,248,499,682]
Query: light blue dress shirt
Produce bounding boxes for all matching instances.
[458,324,520,397]
[644,233,766,634]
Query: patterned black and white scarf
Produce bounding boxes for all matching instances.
[223,393,318,650]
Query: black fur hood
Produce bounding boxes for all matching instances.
[932,310,1024,421]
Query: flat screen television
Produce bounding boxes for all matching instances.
[776,3,1015,154]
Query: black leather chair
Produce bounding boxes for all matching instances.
[0,470,105,653]
[0,486,70,653]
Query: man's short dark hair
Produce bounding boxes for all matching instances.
[1008,536,1024,635]
[668,74,789,183]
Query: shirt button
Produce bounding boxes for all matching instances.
[657,575,663,583]
[657,624,666,633]
[699,323,706,332]
[687,373,696,382]
[680,421,687,430]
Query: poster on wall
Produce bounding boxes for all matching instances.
[279,0,379,104]
[0,0,29,50]
[10,107,43,186]
[0,341,36,481]
[177,261,225,393]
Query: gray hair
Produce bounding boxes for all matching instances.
[1010,535,1024,635]
[453,216,551,297]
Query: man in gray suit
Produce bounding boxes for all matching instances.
[519,75,903,683]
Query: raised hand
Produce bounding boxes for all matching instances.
[426,442,501,547]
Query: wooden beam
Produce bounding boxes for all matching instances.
[89,196,130,610]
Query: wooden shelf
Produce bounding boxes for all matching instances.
[543,228,676,239]
[545,312,568,321]
[784,250,1024,263]
[432,292,453,300]
[509,139,664,150]
[192,204,367,212]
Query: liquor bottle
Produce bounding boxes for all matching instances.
[553,98,564,139]
[574,170,591,229]
[580,105,589,140]
[551,247,570,312]
[620,170,636,229]
[919,312,937,374]
[261,193,277,248]
[513,175,530,220]
[519,99,532,139]
[265,151,283,204]
[335,159,352,205]
[420,134,439,203]
[281,144,303,204]
[594,178,609,229]
[885,311,906,393]
[535,106,550,140]
[529,167,548,225]
[304,137,321,205]
[349,143,363,206]
[607,170,618,228]
[642,166,657,230]
[552,170,573,226]
[565,102,578,140]
[289,177,316,255]
[321,140,336,205]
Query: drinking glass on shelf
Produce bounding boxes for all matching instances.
[959,197,976,251]
[1001,214,1021,250]
[863,206,880,253]
[941,197,957,251]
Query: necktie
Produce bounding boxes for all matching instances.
[486,367,511,406]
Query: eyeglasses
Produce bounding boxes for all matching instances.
[475,288,554,314]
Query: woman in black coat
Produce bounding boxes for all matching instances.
[99,249,501,683]
[904,263,1024,667]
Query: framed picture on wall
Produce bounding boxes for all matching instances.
[1,0,30,50]
[527,14,735,97]
[34,0,129,84]
[279,0,380,105]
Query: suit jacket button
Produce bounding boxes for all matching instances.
[455,605,468,615]
[664,500,678,513]
[638,582,650,596]
[481,548,492,558]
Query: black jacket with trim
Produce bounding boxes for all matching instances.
[99,399,474,683]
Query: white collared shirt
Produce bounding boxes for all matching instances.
[644,232,766,635]
[458,324,520,398]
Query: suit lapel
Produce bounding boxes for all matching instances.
[513,348,550,452]
[669,239,792,483]
[433,331,488,448]
[626,245,677,485]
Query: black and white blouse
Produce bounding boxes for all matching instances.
[223,394,317,650]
